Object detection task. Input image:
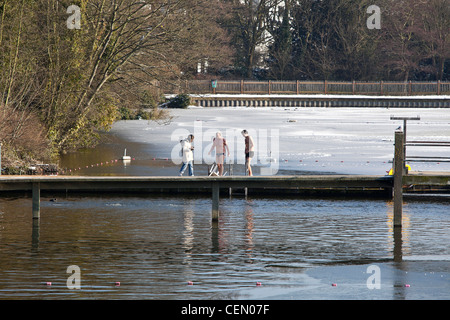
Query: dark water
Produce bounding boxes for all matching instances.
[0,194,449,300]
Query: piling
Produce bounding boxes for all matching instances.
[212,182,219,221]
[32,182,40,219]
[393,130,404,228]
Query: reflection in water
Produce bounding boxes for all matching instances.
[211,221,219,253]
[181,201,196,285]
[182,203,195,266]
[210,199,255,258]
[385,200,410,299]
[216,204,230,258]
[393,227,403,263]
[31,219,40,252]
[386,200,411,260]
[244,201,254,263]
[392,226,408,300]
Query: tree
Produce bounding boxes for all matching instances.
[0,0,52,165]
[1,0,234,168]
[55,0,234,149]
[379,0,424,80]
[331,0,382,80]
[225,0,280,78]
[290,0,339,79]
[266,0,293,79]
[289,0,382,81]
[411,0,450,80]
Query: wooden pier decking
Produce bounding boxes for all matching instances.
[1,173,449,223]
[0,175,392,220]
[0,174,395,192]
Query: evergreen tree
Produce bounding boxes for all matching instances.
[267,0,293,79]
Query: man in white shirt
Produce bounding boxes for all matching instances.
[179,134,195,176]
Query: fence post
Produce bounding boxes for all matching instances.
[408,81,412,95]
[324,80,327,94]
[352,81,356,95]
[240,80,244,94]
[296,80,299,95]
[393,130,404,228]
[437,80,441,95]
[211,79,217,95]
[380,81,384,95]
[268,80,271,95]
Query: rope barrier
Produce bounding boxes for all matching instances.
[60,157,172,175]
[60,157,136,175]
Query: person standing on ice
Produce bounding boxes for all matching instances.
[208,131,230,176]
[179,134,195,176]
[241,129,254,176]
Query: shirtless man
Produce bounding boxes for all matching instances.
[241,130,254,176]
[208,131,230,176]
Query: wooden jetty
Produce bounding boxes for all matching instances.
[0,175,393,219]
[0,172,449,225]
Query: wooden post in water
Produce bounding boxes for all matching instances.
[212,182,219,221]
[32,182,40,219]
[390,116,420,175]
[393,130,404,228]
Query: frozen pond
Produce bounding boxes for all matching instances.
[61,107,450,176]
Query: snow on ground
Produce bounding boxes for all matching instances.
[112,107,450,175]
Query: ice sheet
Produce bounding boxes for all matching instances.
[111,107,450,175]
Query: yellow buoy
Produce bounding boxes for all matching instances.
[388,164,411,175]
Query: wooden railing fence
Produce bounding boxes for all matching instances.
[164,80,450,96]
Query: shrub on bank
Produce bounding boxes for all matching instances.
[166,94,190,109]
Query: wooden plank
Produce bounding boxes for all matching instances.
[404,175,450,186]
[0,175,394,192]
